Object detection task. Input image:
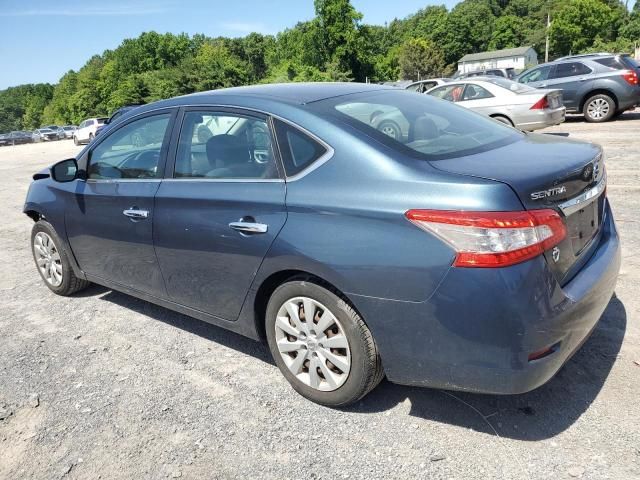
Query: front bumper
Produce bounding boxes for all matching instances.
[351,202,620,394]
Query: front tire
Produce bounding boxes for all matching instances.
[31,220,90,296]
[89,133,94,143]
[583,94,615,122]
[266,278,383,407]
[73,136,79,146]
[377,120,402,141]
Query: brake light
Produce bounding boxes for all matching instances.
[622,69,638,86]
[405,209,566,268]
[530,96,549,110]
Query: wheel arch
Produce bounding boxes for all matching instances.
[252,269,362,342]
[579,89,618,112]
[489,113,514,126]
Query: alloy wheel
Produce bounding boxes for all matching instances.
[33,232,63,287]
[274,296,351,391]
[587,98,610,120]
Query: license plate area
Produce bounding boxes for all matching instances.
[565,194,603,255]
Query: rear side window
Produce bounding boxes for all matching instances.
[552,62,592,78]
[274,119,327,177]
[462,84,493,101]
[595,57,628,70]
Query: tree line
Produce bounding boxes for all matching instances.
[1,0,639,132]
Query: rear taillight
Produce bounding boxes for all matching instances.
[530,96,549,110]
[405,209,566,268]
[622,69,638,86]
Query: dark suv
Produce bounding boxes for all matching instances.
[517,54,640,122]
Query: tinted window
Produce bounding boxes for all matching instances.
[519,65,552,83]
[429,84,465,102]
[274,119,327,176]
[462,84,493,101]
[595,57,626,70]
[552,62,592,78]
[87,113,170,180]
[174,111,278,179]
[314,90,519,160]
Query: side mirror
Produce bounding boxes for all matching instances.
[50,158,78,182]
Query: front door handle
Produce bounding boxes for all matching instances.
[229,221,268,234]
[123,208,149,219]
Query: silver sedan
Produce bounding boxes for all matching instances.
[425,77,566,131]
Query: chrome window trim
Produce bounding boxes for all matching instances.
[162,178,284,184]
[123,103,335,182]
[85,178,163,183]
[559,173,606,216]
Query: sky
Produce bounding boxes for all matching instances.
[0,0,460,89]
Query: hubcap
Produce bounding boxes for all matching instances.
[33,232,63,287]
[587,99,610,119]
[380,125,398,139]
[274,297,351,391]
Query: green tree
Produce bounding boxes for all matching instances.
[398,38,446,80]
[488,15,528,50]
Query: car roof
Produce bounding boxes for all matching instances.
[146,82,394,110]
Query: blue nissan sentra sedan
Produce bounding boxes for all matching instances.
[24,83,620,406]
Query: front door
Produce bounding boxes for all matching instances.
[65,110,175,297]
[153,109,287,320]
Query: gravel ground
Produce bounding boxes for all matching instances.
[0,114,639,480]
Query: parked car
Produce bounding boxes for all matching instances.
[425,77,565,131]
[73,117,108,145]
[0,133,10,146]
[405,78,450,93]
[43,125,65,140]
[62,126,77,139]
[455,68,517,80]
[8,131,34,145]
[33,128,59,142]
[24,83,619,406]
[95,105,143,137]
[516,54,640,122]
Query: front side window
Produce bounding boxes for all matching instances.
[174,111,278,179]
[312,90,520,160]
[552,62,592,79]
[519,65,552,83]
[87,113,170,180]
[462,84,494,101]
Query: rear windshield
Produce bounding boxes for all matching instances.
[97,118,108,124]
[310,90,520,160]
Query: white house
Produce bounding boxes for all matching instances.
[457,46,538,74]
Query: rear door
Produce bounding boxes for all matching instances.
[153,108,287,320]
[65,109,175,297]
[545,62,594,110]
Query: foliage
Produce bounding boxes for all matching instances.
[1,0,638,131]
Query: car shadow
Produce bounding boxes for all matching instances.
[563,110,640,123]
[90,287,625,441]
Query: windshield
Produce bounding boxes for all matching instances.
[479,77,535,94]
[63,126,74,130]
[97,118,108,124]
[311,90,520,160]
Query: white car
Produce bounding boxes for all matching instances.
[405,78,450,93]
[426,77,566,131]
[73,118,108,145]
[62,126,77,139]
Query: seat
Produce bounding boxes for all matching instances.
[408,116,439,142]
[205,134,255,178]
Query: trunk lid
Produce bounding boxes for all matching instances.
[429,133,606,285]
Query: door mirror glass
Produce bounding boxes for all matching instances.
[50,158,78,182]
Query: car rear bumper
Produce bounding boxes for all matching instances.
[516,107,566,131]
[351,201,620,394]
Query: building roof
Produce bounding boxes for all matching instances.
[458,46,535,63]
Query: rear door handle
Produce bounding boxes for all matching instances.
[229,221,268,234]
[123,208,149,219]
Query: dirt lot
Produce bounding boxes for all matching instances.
[0,114,639,480]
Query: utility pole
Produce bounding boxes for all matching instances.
[545,13,550,63]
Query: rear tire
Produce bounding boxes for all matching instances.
[73,136,79,146]
[583,94,615,123]
[265,278,383,407]
[89,133,94,143]
[31,220,90,296]
[377,120,402,140]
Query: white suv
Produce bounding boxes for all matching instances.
[74,117,108,145]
